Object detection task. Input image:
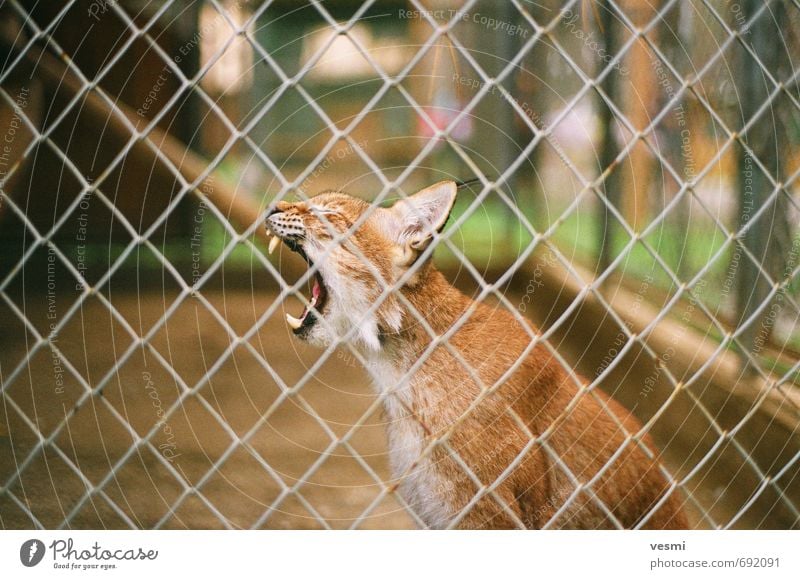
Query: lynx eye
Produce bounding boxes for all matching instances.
[310,206,338,217]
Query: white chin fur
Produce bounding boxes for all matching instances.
[303,325,329,348]
[302,315,382,352]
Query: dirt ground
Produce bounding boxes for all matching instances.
[0,288,416,529]
[0,286,797,529]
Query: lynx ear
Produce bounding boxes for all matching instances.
[389,180,457,251]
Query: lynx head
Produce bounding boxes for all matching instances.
[265,180,457,351]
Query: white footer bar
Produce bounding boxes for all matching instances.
[1,530,797,578]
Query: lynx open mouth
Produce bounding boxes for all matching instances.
[267,231,329,335]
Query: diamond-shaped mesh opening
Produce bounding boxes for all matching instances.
[91,445,186,529]
[300,452,388,529]
[159,493,230,530]
[52,396,137,487]
[2,347,87,441]
[2,0,799,532]
[192,347,272,437]
[0,401,40,482]
[680,435,792,529]
[199,446,284,528]
[250,86,336,163]
[0,494,38,529]
[150,395,235,484]
[252,494,328,530]
[1,246,84,336]
[0,298,37,379]
[5,446,98,528]
[249,403,335,489]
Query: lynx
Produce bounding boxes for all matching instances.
[265,180,688,529]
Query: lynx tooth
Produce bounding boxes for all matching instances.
[268,236,280,255]
[286,313,303,330]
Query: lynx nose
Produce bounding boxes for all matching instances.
[265,210,281,235]
[265,203,305,241]
[265,201,294,230]
[265,208,288,254]
[266,200,292,215]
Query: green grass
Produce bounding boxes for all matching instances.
[435,197,733,306]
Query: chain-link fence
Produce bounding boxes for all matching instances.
[0,0,799,529]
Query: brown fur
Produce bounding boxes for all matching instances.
[387,268,688,529]
[267,183,689,529]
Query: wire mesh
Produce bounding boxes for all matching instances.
[0,0,799,529]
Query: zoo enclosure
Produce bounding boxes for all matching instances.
[0,0,799,529]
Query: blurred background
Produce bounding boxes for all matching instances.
[0,0,799,529]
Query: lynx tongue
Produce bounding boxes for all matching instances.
[285,277,324,331]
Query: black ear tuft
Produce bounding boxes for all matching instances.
[455,178,483,191]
